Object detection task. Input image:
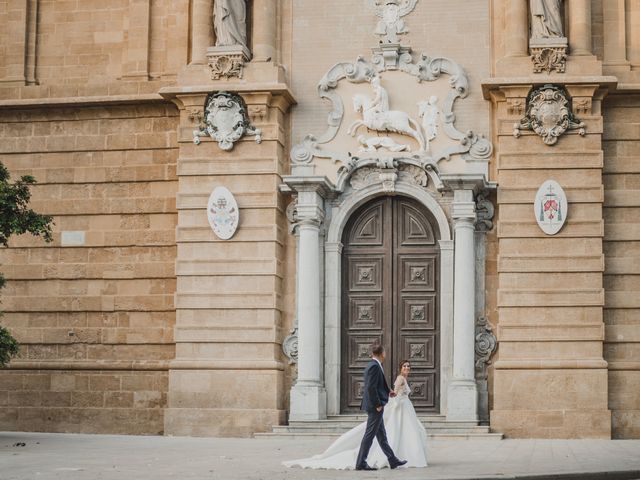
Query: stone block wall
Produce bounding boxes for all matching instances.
[603,94,640,439]
[0,102,178,434]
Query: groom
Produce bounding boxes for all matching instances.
[355,343,407,471]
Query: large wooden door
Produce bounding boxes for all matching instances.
[340,196,440,413]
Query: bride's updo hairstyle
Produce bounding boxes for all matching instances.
[398,360,410,374]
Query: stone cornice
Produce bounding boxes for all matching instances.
[280,176,337,199]
[159,83,296,111]
[480,76,618,100]
[440,173,497,194]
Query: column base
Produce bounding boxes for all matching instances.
[289,383,327,421]
[446,379,478,422]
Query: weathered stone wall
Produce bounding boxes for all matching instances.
[603,94,640,439]
[0,102,178,434]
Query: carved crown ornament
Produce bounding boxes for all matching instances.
[513,85,585,146]
[193,91,262,151]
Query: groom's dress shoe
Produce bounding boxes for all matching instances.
[389,459,408,469]
[356,464,377,471]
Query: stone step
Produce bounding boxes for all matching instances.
[255,432,504,440]
[272,425,492,434]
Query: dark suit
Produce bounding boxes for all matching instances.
[355,359,399,469]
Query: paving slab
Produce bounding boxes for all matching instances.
[1,432,640,480]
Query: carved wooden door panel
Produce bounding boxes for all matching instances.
[341,196,440,413]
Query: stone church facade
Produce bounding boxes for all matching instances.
[0,0,638,439]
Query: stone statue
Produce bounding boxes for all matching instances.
[371,0,419,43]
[530,0,564,39]
[417,95,439,149]
[213,0,248,50]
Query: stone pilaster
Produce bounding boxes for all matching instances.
[160,86,295,437]
[483,81,613,438]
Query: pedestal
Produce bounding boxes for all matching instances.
[530,37,568,74]
[206,45,252,80]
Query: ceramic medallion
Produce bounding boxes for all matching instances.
[207,186,239,240]
[534,180,568,235]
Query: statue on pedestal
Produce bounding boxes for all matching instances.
[208,0,251,80]
[530,0,564,39]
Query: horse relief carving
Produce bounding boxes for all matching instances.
[347,75,426,151]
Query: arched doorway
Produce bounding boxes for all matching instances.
[340,195,440,413]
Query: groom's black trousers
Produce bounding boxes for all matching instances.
[356,408,396,468]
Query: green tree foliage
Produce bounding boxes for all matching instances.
[0,162,53,367]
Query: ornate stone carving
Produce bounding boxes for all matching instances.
[207,47,250,80]
[573,97,592,116]
[291,51,492,169]
[357,135,410,153]
[193,92,262,150]
[282,327,298,365]
[187,108,203,124]
[475,316,497,375]
[514,85,585,146]
[506,98,525,116]
[285,197,299,234]
[530,45,567,74]
[339,157,441,193]
[369,0,419,43]
[475,192,495,232]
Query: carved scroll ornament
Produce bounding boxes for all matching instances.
[193,92,262,151]
[514,85,585,146]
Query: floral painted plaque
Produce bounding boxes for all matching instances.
[207,186,239,240]
[534,180,567,235]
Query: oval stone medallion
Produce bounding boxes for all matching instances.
[534,180,568,235]
[207,186,239,240]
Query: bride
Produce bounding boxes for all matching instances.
[283,360,428,470]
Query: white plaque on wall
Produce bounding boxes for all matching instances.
[207,186,239,240]
[534,180,567,235]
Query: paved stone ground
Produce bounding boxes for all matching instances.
[1,432,640,480]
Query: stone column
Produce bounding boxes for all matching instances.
[504,0,529,57]
[447,189,478,422]
[568,0,592,55]
[190,0,214,64]
[603,0,631,70]
[252,0,277,62]
[289,189,327,421]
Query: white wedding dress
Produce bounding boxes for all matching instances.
[283,375,428,470]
